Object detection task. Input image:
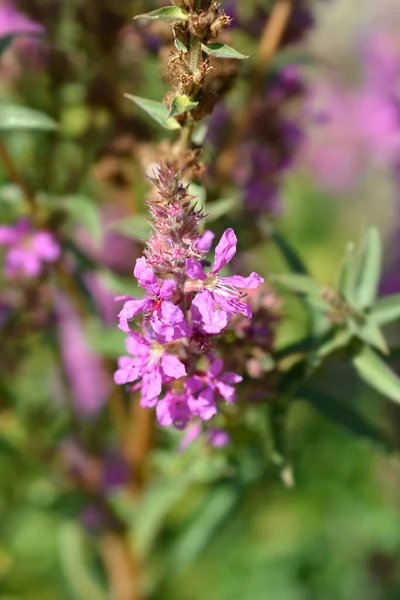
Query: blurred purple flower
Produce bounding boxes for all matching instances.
[0,0,43,37]
[57,294,110,418]
[0,219,60,278]
[208,428,230,447]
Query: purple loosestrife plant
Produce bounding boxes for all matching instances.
[114,164,263,430]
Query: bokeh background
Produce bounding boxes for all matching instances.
[2,1,400,599]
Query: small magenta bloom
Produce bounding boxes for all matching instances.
[186,357,242,420]
[0,219,60,278]
[186,228,263,318]
[114,332,186,407]
[156,389,192,430]
[117,257,185,340]
[208,428,230,447]
[0,1,44,37]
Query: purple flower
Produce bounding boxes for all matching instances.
[156,389,192,430]
[114,332,186,407]
[186,357,242,420]
[57,294,110,418]
[117,257,185,341]
[0,1,44,37]
[186,228,263,318]
[0,219,60,278]
[208,428,230,448]
[191,289,228,335]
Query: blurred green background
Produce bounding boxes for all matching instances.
[1,1,400,600]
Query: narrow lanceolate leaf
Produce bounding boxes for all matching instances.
[169,486,238,569]
[168,95,198,119]
[355,227,382,309]
[270,273,322,296]
[201,42,249,60]
[0,105,58,131]
[298,386,393,450]
[370,294,400,326]
[206,197,236,222]
[174,38,188,53]
[348,318,388,354]
[313,328,352,361]
[59,522,108,600]
[272,231,308,274]
[337,243,356,302]
[124,95,180,130]
[353,346,400,404]
[134,7,188,22]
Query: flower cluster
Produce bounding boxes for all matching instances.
[208,66,305,214]
[0,219,60,278]
[114,163,263,430]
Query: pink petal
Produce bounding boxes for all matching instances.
[208,358,223,378]
[179,422,202,451]
[32,232,60,261]
[118,298,150,332]
[213,292,252,319]
[219,273,264,289]
[220,372,242,385]
[161,353,186,379]
[186,258,207,281]
[160,300,184,323]
[188,387,217,420]
[114,360,141,385]
[159,279,176,300]
[134,257,160,295]
[0,226,18,245]
[211,228,237,274]
[215,381,236,402]
[208,428,230,447]
[140,369,162,407]
[125,332,150,357]
[197,230,215,252]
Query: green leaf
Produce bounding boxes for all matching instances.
[134,476,194,560]
[124,95,180,130]
[349,318,388,354]
[313,328,352,361]
[169,486,237,569]
[355,227,382,309]
[174,38,188,53]
[205,197,237,222]
[134,6,188,22]
[59,522,108,600]
[108,214,151,240]
[202,42,248,60]
[270,273,322,296]
[337,243,356,301]
[0,105,58,131]
[271,231,308,274]
[298,386,393,449]
[370,294,400,326]
[352,346,400,404]
[168,95,198,118]
[274,337,316,360]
